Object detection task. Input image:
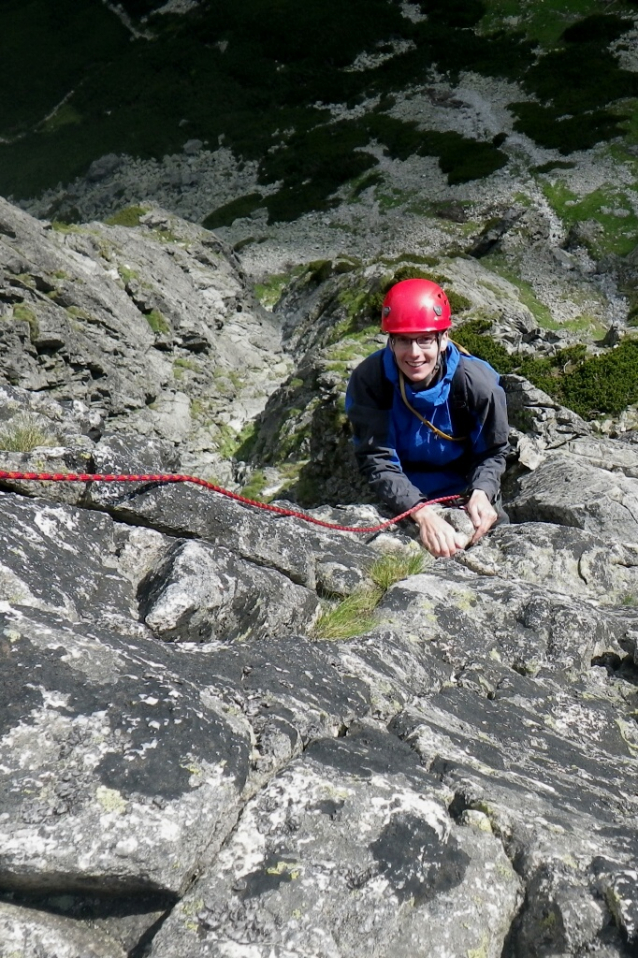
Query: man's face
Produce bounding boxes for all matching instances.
[390,331,448,383]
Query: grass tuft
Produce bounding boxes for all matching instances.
[312,588,382,641]
[0,415,58,452]
[145,309,170,335]
[369,550,426,590]
[313,547,425,640]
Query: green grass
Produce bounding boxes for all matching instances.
[479,257,559,328]
[105,206,148,228]
[540,181,638,258]
[11,304,40,339]
[173,357,199,380]
[42,102,82,134]
[312,588,382,640]
[368,550,426,589]
[313,549,426,640]
[0,415,58,452]
[254,274,293,311]
[117,265,139,284]
[239,470,268,499]
[145,309,170,335]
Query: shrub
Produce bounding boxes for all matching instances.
[454,320,638,420]
[202,193,263,230]
[452,319,517,372]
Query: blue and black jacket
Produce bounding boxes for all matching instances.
[345,342,510,514]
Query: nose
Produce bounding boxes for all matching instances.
[407,339,422,354]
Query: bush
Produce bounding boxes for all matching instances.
[454,320,638,420]
[202,193,263,230]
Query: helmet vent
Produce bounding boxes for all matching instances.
[382,306,391,318]
[433,305,442,316]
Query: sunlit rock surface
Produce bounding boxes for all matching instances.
[2,199,638,956]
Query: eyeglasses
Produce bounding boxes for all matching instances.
[391,334,439,349]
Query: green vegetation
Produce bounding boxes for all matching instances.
[50,221,82,234]
[313,589,382,640]
[0,415,58,452]
[203,193,263,230]
[540,181,638,258]
[117,265,139,284]
[2,0,636,248]
[510,10,638,154]
[145,309,170,335]
[0,0,526,212]
[173,357,199,379]
[239,469,269,500]
[105,206,148,228]
[11,304,39,339]
[454,319,638,420]
[334,267,471,344]
[313,549,426,640]
[218,421,258,460]
[479,258,558,328]
[42,102,82,134]
[65,305,92,321]
[480,0,603,48]
[368,550,426,590]
[254,273,293,310]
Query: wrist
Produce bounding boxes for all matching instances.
[411,504,431,524]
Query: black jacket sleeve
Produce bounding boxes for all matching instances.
[462,360,511,502]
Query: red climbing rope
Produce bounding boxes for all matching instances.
[0,469,465,534]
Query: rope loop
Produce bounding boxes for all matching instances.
[0,469,465,534]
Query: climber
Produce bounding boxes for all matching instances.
[345,278,510,559]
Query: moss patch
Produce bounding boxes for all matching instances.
[11,304,39,339]
[541,180,638,258]
[105,205,148,227]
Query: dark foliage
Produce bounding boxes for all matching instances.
[202,194,264,230]
[454,320,638,419]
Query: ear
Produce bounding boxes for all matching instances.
[440,331,450,349]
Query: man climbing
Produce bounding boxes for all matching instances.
[345,278,510,558]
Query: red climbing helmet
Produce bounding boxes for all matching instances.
[381,279,452,334]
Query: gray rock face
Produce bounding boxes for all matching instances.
[140,539,319,642]
[4,198,638,957]
[151,724,521,958]
[0,197,291,482]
